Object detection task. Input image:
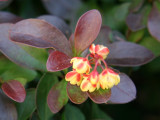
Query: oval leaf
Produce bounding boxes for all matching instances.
[0,90,17,120]
[0,11,22,24]
[42,0,81,20]
[148,3,160,42]
[38,15,71,38]
[94,26,112,46]
[2,80,26,102]
[46,51,72,72]
[91,103,112,120]
[67,83,88,104]
[87,89,111,104]
[126,6,151,32]
[47,80,68,113]
[9,19,72,56]
[16,89,36,120]
[109,73,136,104]
[64,104,85,120]
[74,9,102,54]
[36,73,58,120]
[140,37,160,56]
[0,23,46,71]
[107,41,155,66]
[126,13,145,31]
[129,0,144,12]
[0,0,13,9]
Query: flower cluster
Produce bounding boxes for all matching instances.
[65,44,120,92]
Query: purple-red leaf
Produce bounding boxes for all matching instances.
[94,26,112,46]
[109,73,136,104]
[0,0,13,9]
[0,11,22,24]
[9,19,72,56]
[46,51,72,72]
[126,13,145,32]
[87,89,111,104]
[107,41,155,66]
[148,3,160,42]
[74,10,102,54]
[126,6,151,32]
[37,15,71,38]
[0,90,17,120]
[47,80,68,113]
[0,23,46,71]
[2,80,26,103]
[41,0,81,20]
[66,83,88,104]
[129,0,144,12]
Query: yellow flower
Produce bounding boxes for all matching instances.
[107,68,120,86]
[65,70,82,86]
[80,75,97,92]
[65,44,120,93]
[88,70,99,85]
[99,68,120,89]
[89,44,109,59]
[70,57,91,74]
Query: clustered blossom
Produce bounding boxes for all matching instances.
[65,44,120,92]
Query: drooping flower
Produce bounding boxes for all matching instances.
[80,74,97,92]
[70,57,91,74]
[66,43,120,93]
[99,68,120,89]
[89,44,109,59]
[65,70,83,86]
[88,70,99,85]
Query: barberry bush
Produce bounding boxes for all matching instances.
[0,0,160,120]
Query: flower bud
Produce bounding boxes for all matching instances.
[70,57,91,74]
[89,44,109,59]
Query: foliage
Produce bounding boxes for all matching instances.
[0,0,159,119]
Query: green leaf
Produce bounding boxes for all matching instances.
[104,3,130,30]
[0,24,46,71]
[0,56,13,75]
[128,29,145,42]
[140,37,160,56]
[16,89,36,120]
[66,83,88,104]
[20,45,48,65]
[87,88,111,104]
[47,80,68,113]
[0,61,37,82]
[63,104,85,120]
[0,57,37,83]
[91,103,112,120]
[36,73,59,120]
